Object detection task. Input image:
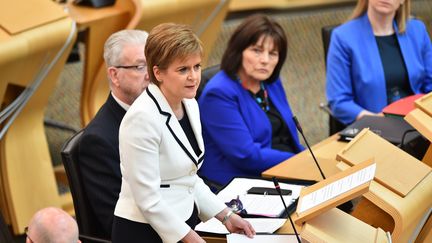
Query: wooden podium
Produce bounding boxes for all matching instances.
[335,130,432,243]
[404,92,432,242]
[294,159,390,243]
[405,92,432,168]
[302,208,389,243]
[0,0,76,234]
[263,129,432,243]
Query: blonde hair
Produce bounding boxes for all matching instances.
[145,23,203,85]
[348,0,411,33]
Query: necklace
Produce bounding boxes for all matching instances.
[255,82,270,112]
[238,77,270,112]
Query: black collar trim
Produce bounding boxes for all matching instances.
[146,88,202,166]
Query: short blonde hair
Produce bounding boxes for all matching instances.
[349,0,411,33]
[145,23,203,85]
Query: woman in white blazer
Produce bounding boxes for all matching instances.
[112,23,255,243]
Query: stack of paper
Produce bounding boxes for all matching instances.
[227,233,299,243]
[195,217,286,234]
[216,178,305,217]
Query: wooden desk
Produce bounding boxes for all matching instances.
[66,1,136,126]
[263,134,347,181]
[0,1,76,234]
[263,134,432,243]
[203,217,298,243]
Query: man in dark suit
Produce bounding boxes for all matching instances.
[78,29,149,239]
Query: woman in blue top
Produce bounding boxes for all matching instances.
[198,14,304,187]
[326,0,432,125]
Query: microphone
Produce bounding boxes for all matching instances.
[292,117,354,213]
[292,116,326,180]
[272,177,301,243]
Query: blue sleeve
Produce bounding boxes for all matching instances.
[200,86,294,174]
[419,22,432,93]
[326,30,364,124]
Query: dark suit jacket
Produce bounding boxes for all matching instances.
[78,93,126,239]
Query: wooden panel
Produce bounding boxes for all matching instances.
[0,1,76,233]
[405,109,432,142]
[336,129,431,197]
[133,0,230,65]
[0,0,67,34]
[302,208,388,243]
[264,133,432,242]
[229,0,356,11]
[262,134,347,181]
[351,198,395,233]
[415,92,432,117]
[415,214,432,243]
[296,159,374,224]
[422,145,432,168]
[67,0,135,126]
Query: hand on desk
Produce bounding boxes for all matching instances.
[356,110,384,121]
[216,208,256,238]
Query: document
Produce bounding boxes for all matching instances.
[298,163,376,213]
[216,178,305,217]
[227,233,299,243]
[195,218,286,234]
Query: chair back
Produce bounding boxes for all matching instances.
[196,64,220,99]
[61,131,109,242]
[321,25,347,135]
[0,212,12,243]
[321,25,338,64]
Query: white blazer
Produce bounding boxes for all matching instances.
[114,83,226,243]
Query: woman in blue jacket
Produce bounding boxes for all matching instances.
[198,14,304,187]
[326,0,432,125]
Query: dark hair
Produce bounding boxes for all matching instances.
[221,14,287,83]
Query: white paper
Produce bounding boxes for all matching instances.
[227,233,299,243]
[216,178,305,217]
[195,218,286,234]
[298,163,376,213]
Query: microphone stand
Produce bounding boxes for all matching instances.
[292,116,326,180]
[272,177,301,243]
[293,116,354,212]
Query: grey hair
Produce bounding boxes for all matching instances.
[103,29,149,67]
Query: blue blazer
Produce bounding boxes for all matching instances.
[326,14,432,124]
[198,71,304,185]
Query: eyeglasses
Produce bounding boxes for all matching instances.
[225,196,247,215]
[114,65,147,72]
[25,226,35,242]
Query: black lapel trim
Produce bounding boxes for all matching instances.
[107,93,127,124]
[146,88,202,166]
